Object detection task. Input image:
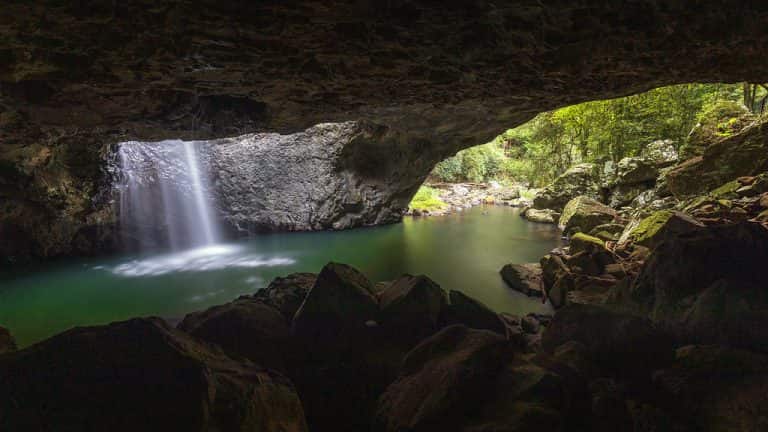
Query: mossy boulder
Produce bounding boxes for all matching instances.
[532,163,601,212]
[618,210,703,249]
[710,180,741,199]
[667,121,768,198]
[522,208,558,224]
[568,233,605,255]
[558,196,617,236]
[588,223,625,242]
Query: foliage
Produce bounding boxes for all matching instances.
[430,83,760,187]
[408,186,447,212]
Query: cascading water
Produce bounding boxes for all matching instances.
[116,139,220,251]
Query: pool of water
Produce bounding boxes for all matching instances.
[0,206,562,347]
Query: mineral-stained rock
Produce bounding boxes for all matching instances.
[500,263,544,297]
[378,274,448,344]
[0,326,16,354]
[442,290,506,335]
[0,317,308,431]
[667,121,768,198]
[559,196,618,236]
[617,210,704,249]
[373,325,511,432]
[533,164,602,212]
[254,272,317,321]
[541,304,675,382]
[178,296,291,372]
[632,222,768,352]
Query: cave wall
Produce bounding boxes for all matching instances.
[3,1,768,261]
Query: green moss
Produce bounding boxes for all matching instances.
[710,180,741,199]
[569,232,605,254]
[408,186,447,212]
[628,210,674,247]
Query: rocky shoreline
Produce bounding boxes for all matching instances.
[407,182,531,217]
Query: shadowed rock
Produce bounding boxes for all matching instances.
[0,317,308,431]
[443,290,506,335]
[0,327,16,354]
[255,272,317,321]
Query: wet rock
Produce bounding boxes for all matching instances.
[653,345,768,432]
[542,304,675,382]
[0,326,16,354]
[559,196,618,236]
[255,272,316,321]
[378,274,448,344]
[178,297,291,372]
[0,318,308,431]
[667,121,768,198]
[632,222,768,351]
[373,325,511,432]
[442,290,506,335]
[618,210,704,249]
[499,263,543,297]
[533,164,602,212]
[522,207,558,224]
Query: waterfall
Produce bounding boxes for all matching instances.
[116,139,220,251]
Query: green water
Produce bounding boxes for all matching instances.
[0,206,562,347]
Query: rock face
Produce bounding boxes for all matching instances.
[559,196,618,236]
[631,222,768,351]
[0,317,308,431]
[667,121,768,197]
[4,3,768,260]
[208,122,425,232]
[533,164,601,212]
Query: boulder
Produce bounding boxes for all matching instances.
[613,156,658,185]
[378,274,448,344]
[254,272,316,321]
[568,232,605,255]
[373,325,511,432]
[667,121,768,198]
[588,223,625,242]
[522,208,557,224]
[641,139,679,167]
[178,297,291,372]
[608,183,651,208]
[617,210,704,249]
[0,326,16,354]
[442,290,506,335]
[632,222,768,352]
[653,345,768,432]
[541,304,675,381]
[499,263,544,297]
[292,262,378,354]
[0,318,308,431]
[521,315,541,334]
[533,163,602,212]
[559,196,618,236]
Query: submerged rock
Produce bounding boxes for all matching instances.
[559,196,618,236]
[0,317,308,431]
[0,326,16,354]
[499,263,544,297]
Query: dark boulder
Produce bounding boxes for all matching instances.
[0,326,16,354]
[542,304,675,382]
[632,222,768,351]
[378,274,448,344]
[178,297,291,372]
[442,290,506,335]
[500,263,544,297]
[292,262,378,354]
[254,272,316,321]
[373,325,512,432]
[0,318,308,431]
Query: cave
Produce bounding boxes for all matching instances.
[2,2,768,431]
